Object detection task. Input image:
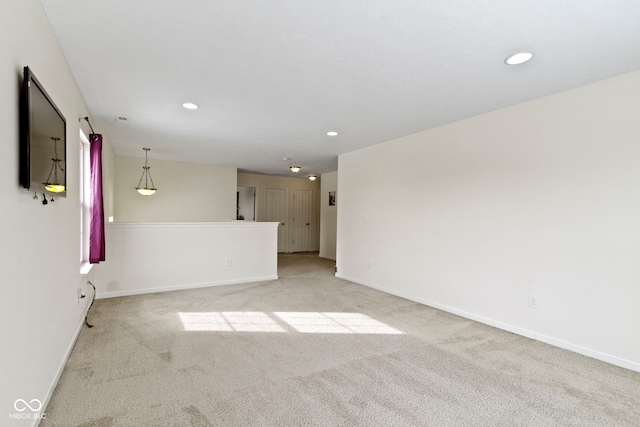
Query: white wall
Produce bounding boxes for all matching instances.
[319,171,338,260]
[337,69,640,372]
[238,173,321,252]
[101,141,116,221]
[115,156,236,222]
[92,222,278,298]
[0,1,115,424]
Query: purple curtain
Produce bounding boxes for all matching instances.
[89,134,106,263]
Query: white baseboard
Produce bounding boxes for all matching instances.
[37,299,92,426]
[533,333,640,373]
[96,276,279,299]
[336,273,640,373]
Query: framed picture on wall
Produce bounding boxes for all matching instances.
[329,191,336,206]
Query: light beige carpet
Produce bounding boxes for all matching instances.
[42,253,640,426]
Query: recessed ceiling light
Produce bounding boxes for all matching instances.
[326,131,338,136]
[182,102,199,110]
[504,52,533,65]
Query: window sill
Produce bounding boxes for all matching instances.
[80,261,94,275]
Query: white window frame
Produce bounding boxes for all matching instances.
[80,129,92,274]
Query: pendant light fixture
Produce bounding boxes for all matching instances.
[44,136,65,193]
[308,175,317,181]
[290,166,301,173]
[136,148,157,196]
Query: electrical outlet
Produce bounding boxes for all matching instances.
[77,288,86,304]
[226,258,232,267]
[528,294,538,309]
[366,261,371,270]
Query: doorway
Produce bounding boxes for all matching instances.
[237,186,256,221]
[265,187,288,252]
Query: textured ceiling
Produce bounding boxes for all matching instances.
[40,0,640,177]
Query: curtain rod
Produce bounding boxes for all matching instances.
[81,116,95,134]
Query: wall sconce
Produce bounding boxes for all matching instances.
[135,148,157,196]
[290,166,301,173]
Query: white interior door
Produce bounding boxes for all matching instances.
[291,189,311,252]
[266,187,288,252]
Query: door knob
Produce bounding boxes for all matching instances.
[306,223,310,225]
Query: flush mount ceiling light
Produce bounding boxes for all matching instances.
[326,131,338,136]
[44,136,65,193]
[308,175,317,181]
[135,148,157,196]
[182,102,199,110]
[504,52,533,65]
[290,166,301,173]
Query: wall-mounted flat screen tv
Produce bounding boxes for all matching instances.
[20,66,67,197]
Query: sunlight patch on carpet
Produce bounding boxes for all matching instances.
[274,312,404,334]
[178,311,403,334]
[178,312,285,332]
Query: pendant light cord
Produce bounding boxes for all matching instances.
[136,148,156,190]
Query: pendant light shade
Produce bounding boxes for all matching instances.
[135,148,157,196]
[44,137,65,193]
[137,187,156,196]
[45,184,65,193]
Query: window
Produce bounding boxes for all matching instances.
[80,130,92,274]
